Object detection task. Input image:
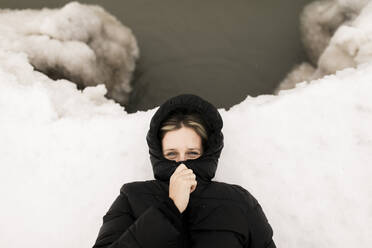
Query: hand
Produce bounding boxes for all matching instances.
[168,163,197,213]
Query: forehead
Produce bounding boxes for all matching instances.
[162,127,201,150]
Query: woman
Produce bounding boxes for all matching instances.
[92,94,276,248]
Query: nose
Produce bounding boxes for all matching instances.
[177,153,185,162]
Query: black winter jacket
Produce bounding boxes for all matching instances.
[92,94,276,248]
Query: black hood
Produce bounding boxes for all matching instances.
[146,94,224,183]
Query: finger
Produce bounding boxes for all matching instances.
[187,174,196,180]
[174,163,188,173]
[190,185,196,193]
[179,173,196,181]
[187,178,197,186]
[190,180,197,193]
[174,168,193,178]
[171,164,186,180]
[178,169,194,175]
[178,173,195,182]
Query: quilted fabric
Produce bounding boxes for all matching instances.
[92,94,276,248]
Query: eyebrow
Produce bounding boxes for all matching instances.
[163,148,201,152]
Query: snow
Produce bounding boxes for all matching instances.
[0,2,372,248]
[0,1,139,106]
[276,0,372,92]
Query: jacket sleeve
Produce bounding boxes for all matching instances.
[92,184,183,248]
[245,203,276,248]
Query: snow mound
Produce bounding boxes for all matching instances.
[276,0,372,92]
[0,1,139,106]
[0,3,371,248]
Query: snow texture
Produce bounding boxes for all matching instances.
[0,1,139,106]
[276,0,372,93]
[0,2,371,248]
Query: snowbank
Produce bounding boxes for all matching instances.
[1,49,371,248]
[276,0,372,92]
[1,3,371,248]
[0,1,139,106]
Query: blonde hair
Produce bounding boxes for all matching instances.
[159,112,208,149]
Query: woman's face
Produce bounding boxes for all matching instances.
[162,125,203,162]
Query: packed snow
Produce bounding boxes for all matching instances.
[0,1,139,106]
[0,2,371,248]
[276,0,372,92]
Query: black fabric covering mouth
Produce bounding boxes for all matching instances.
[146,94,224,182]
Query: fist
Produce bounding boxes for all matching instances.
[168,163,197,213]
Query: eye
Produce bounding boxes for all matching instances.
[165,152,176,157]
[187,152,200,156]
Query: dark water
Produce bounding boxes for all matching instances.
[0,0,313,112]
